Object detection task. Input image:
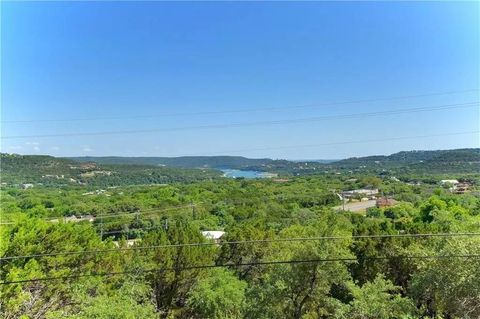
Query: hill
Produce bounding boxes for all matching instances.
[331,148,479,167]
[326,148,480,176]
[69,156,277,169]
[0,153,221,187]
[2,148,478,187]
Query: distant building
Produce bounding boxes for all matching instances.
[454,182,472,194]
[342,188,379,200]
[202,231,225,243]
[113,239,140,248]
[376,198,398,208]
[63,215,95,223]
[440,179,459,185]
[79,215,95,222]
[80,163,97,169]
[440,180,462,192]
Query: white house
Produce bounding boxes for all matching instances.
[440,179,459,185]
[201,231,225,242]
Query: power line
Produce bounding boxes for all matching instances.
[98,194,334,235]
[0,204,197,225]
[1,128,477,220]
[2,232,479,261]
[179,130,480,156]
[0,193,321,225]
[0,192,339,225]
[0,193,336,225]
[2,254,480,285]
[2,101,477,139]
[2,89,478,124]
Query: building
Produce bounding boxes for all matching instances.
[201,231,225,243]
[113,239,140,248]
[342,188,379,200]
[440,179,459,185]
[454,182,472,194]
[63,215,95,223]
[440,180,464,192]
[376,198,398,208]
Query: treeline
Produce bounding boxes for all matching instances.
[0,154,221,187]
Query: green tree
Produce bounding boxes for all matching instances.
[186,268,247,319]
[410,237,480,318]
[46,279,157,319]
[347,275,415,319]
[139,218,217,318]
[245,214,354,319]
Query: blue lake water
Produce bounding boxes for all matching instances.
[221,169,276,179]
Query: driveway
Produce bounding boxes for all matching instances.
[334,200,376,212]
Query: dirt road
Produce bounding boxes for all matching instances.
[334,200,376,212]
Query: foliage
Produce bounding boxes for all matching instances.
[186,268,247,319]
[1,158,480,318]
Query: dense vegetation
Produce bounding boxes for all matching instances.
[1,159,480,318]
[0,154,221,187]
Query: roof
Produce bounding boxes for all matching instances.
[440,179,459,184]
[201,231,225,240]
[343,188,379,195]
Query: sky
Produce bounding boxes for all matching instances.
[1,1,479,159]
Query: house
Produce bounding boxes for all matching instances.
[440,180,462,192]
[80,163,97,169]
[63,215,95,223]
[440,179,459,185]
[342,188,379,200]
[376,198,398,208]
[454,182,472,194]
[201,231,225,243]
[113,239,141,248]
[79,215,95,222]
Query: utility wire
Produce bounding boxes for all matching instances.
[2,254,480,285]
[0,192,339,225]
[3,89,478,124]
[0,204,197,225]
[179,130,480,156]
[2,102,477,139]
[2,232,480,261]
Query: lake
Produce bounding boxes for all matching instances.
[221,169,277,179]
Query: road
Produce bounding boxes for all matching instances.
[334,200,376,212]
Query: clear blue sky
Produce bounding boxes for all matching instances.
[1,1,479,159]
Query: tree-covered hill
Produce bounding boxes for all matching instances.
[69,148,480,175]
[2,148,479,187]
[328,148,480,172]
[332,148,479,167]
[69,155,288,170]
[0,153,221,186]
